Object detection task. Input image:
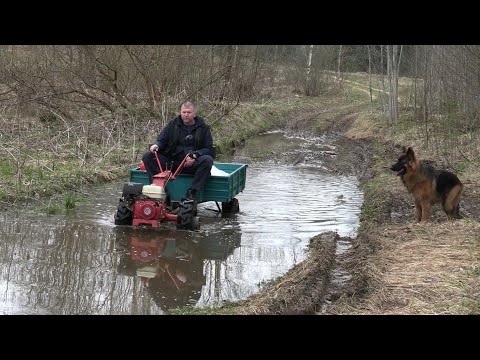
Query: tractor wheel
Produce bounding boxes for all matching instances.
[176,200,199,231]
[114,199,133,226]
[222,198,239,215]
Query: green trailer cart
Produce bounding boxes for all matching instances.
[129,162,247,213]
[114,161,247,230]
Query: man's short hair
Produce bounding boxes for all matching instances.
[181,101,196,111]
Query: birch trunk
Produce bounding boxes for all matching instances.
[306,45,314,96]
[367,45,373,113]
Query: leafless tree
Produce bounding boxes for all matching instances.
[305,45,314,96]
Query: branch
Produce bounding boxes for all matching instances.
[459,149,474,164]
[181,65,231,105]
[0,144,17,162]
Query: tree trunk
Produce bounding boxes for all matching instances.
[220,45,234,101]
[380,45,388,116]
[414,45,418,112]
[423,45,430,148]
[367,45,373,113]
[337,45,343,81]
[306,45,314,96]
[387,45,394,123]
[386,45,403,123]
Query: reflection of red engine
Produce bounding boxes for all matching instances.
[131,236,159,262]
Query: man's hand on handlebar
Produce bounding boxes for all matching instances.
[188,151,199,160]
[184,151,198,168]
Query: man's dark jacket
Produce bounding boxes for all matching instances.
[155,115,215,160]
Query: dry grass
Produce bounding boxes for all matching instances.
[345,112,386,140]
[334,221,480,314]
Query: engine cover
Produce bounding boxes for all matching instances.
[132,200,165,227]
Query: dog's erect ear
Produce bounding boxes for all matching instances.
[402,146,407,153]
[406,147,415,159]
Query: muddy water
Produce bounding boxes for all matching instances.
[0,131,363,314]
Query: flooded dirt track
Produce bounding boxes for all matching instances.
[0,131,364,314]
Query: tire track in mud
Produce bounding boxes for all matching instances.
[238,232,338,315]
[234,113,373,314]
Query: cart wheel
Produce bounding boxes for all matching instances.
[114,199,133,226]
[222,198,239,215]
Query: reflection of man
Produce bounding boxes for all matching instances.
[145,253,205,313]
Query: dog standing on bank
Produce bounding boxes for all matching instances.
[390,147,463,222]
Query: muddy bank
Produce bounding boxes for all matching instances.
[236,232,338,315]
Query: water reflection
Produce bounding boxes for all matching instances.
[114,227,240,313]
[0,211,119,315]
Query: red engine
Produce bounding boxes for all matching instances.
[132,200,164,227]
[132,199,178,227]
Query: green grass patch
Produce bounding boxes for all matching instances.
[0,188,6,202]
[361,201,380,220]
[344,87,370,103]
[453,160,469,172]
[45,203,61,215]
[170,302,240,315]
[359,165,393,222]
[64,192,83,210]
[0,160,16,178]
[473,266,480,276]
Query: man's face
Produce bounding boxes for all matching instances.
[181,106,196,125]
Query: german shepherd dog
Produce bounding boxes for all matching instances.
[390,147,463,222]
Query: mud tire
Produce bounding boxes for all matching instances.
[176,200,199,230]
[114,199,133,226]
[222,198,240,215]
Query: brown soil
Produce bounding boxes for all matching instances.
[231,111,480,315]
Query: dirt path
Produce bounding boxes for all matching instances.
[342,78,388,98]
[326,72,389,100]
